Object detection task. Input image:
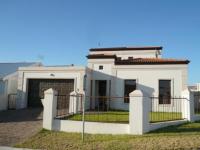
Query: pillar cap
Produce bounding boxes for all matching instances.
[44,88,58,95]
[129,89,143,97]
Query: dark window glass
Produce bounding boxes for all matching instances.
[124,80,136,103]
[99,65,103,70]
[159,80,171,104]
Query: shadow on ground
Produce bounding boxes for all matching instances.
[149,121,200,134]
[0,108,43,123]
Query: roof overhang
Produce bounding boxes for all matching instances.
[90,46,163,52]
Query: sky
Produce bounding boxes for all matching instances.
[0,0,199,84]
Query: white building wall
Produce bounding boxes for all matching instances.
[87,58,188,111]
[111,65,187,110]
[0,73,18,110]
[17,66,86,109]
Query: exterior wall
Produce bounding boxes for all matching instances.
[0,73,18,110]
[17,66,86,109]
[87,58,188,111]
[53,120,129,134]
[89,50,161,59]
[113,65,188,110]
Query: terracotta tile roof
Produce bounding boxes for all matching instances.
[115,58,190,65]
[90,46,162,51]
[86,54,190,65]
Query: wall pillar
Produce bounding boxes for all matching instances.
[129,89,150,134]
[42,88,57,130]
[181,89,194,121]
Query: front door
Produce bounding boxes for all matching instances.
[95,80,107,110]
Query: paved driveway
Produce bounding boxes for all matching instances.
[0,108,42,146]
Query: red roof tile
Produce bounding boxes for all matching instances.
[86,54,190,65]
[115,58,190,65]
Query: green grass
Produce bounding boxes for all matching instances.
[150,112,182,123]
[68,111,129,123]
[16,121,200,150]
[67,111,182,123]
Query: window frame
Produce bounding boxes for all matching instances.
[158,79,171,104]
[124,79,137,103]
[99,65,103,70]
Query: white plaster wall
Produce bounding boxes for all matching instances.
[0,73,18,110]
[7,74,18,94]
[111,65,187,111]
[87,57,188,112]
[17,67,86,109]
[53,120,129,134]
[87,59,114,80]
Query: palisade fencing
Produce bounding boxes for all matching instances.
[194,92,200,115]
[56,94,83,117]
[55,94,129,123]
[84,96,129,123]
[150,97,184,123]
[55,94,187,124]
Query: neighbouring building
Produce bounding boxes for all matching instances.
[0,62,41,110]
[16,46,190,111]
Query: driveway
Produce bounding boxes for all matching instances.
[0,108,42,146]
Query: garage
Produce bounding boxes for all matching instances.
[27,79,74,108]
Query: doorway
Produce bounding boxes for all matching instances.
[95,80,107,110]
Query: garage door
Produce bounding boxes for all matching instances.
[27,79,74,108]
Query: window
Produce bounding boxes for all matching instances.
[124,80,136,103]
[99,65,103,70]
[159,80,171,104]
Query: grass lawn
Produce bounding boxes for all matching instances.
[16,121,200,150]
[67,111,182,123]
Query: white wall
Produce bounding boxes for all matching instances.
[87,59,188,111]
[17,66,86,109]
[53,120,129,134]
[0,73,18,110]
[112,65,187,110]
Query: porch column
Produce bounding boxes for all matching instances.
[129,89,150,134]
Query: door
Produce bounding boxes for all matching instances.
[27,79,74,108]
[96,80,107,110]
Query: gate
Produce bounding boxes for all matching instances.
[8,93,17,109]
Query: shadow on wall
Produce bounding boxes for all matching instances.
[86,69,155,110]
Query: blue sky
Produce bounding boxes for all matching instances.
[0,0,199,84]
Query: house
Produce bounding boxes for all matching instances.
[16,46,190,111]
[0,62,42,110]
[86,46,189,110]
